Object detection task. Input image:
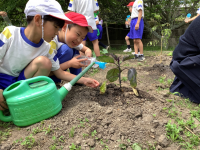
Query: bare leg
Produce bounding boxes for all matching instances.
[92,39,100,57]
[135,39,143,54]
[125,36,130,45]
[24,56,52,79]
[0,89,8,111]
[134,39,139,54]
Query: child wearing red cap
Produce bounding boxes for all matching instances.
[67,0,101,57]
[0,0,99,111]
[50,12,96,84]
[124,2,138,54]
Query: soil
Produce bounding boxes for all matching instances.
[0,54,198,150]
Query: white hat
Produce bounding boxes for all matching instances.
[24,0,73,24]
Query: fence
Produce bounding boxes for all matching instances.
[86,23,189,50]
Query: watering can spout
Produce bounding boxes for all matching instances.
[58,83,71,101]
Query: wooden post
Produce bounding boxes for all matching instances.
[105,22,110,50]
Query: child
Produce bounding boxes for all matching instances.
[0,0,99,111]
[170,16,200,104]
[50,12,94,83]
[123,2,135,53]
[0,11,7,17]
[185,8,200,23]
[95,13,109,50]
[67,0,101,57]
[129,0,145,61]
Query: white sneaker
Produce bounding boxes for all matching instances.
[132,52,140,55]
[123,48,132,52]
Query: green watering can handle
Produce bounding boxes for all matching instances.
[0,76,54,122]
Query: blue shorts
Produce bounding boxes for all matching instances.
[97,24,103,39]
[50,45,82,83]
[83,30,98,41]
[129,18,144,39]
[127,32,132,39]
[0,69,26,90]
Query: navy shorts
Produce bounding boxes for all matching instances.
[129,18,144,39]
[97,24,103,39]
[83,30,98,41]
[0,69,26,90]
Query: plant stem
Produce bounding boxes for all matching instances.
[118,63,122,89]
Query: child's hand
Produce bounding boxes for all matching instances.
[135,23,139,30]
[125,21,129,25]
[0,11,7,17]
[70,55,88,68]
[0,89,8,111]
[83,78,100,88]
[85,48,92,57]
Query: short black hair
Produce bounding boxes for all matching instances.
[68,24,89,32]
[26,15,65,28]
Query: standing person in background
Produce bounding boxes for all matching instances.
[130,0,145,61]
[95,13,109,50]
[67,0,101,57]
[185,8,200,23]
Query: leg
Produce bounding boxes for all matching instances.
[0,89,8,111]
[24,56,52,79]
[123,36,132,52]
[125,36,130,46]
[133,39,139,54]
[99,41,107,49]
[92,39,100,57]
[134,39,143,54]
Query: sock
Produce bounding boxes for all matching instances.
[99,41,107,49]
[127,45,131,49]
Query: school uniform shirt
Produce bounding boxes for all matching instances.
[68,0,99,30]
[197,8,200,14]
[0,26,60,77]
[131,0,144,19]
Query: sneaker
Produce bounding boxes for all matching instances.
[123,48,132,52]
[106,46,110,50]
[137,55,145,61]
[132,52,140,55]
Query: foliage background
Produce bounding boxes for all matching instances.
[0,0,200,40]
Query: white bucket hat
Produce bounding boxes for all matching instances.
[24,0,73,24]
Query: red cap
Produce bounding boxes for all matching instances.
[127,2,134,6]
[65,12,93,33]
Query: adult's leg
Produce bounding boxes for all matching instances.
[24,56,52,79]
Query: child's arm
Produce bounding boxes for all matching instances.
[185,14,200,23]
[0,11,7,17]
[80,46,92,57]
[53,68,99,88]
[135,10,142,30]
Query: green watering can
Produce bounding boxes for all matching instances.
[0,62,95,126]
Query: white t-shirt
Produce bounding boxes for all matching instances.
[68,0,99,30]
[197,8,200,14]
[0,26,60,77]
[131,0,144,19]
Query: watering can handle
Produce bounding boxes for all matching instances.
[25,76,54,85]
[0,110,12,122]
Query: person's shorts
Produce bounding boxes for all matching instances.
[129,18,144,39]
[0,69,26,90]
[83,30,98,41]
[127,31,133,39]
[97,24,103,39]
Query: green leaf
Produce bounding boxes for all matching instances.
[128,68,137,88]
[106,68,119,82]
[96,55,114,63]
[122,54,135,62]
[131,143,142,150]
[100,81,107,94]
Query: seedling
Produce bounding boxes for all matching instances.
[43,125,52,135]
[69,143,81,150]
[100,48,108,55]
[32,127,42,135]
[165,121,182,141]
[21,134,35,149]
[83,133,89,138]
[131,143,142,150]
[122,77,128,82]
[97,54,139,96]
[119,143,127,150]
[69,127,75,138]
[152,114,156,117]
[91,130,97,137]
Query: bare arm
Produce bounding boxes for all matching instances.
[135,10,142,30]
[80,46,92,57]
[185,14,200,23]
[65,10,73,14]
